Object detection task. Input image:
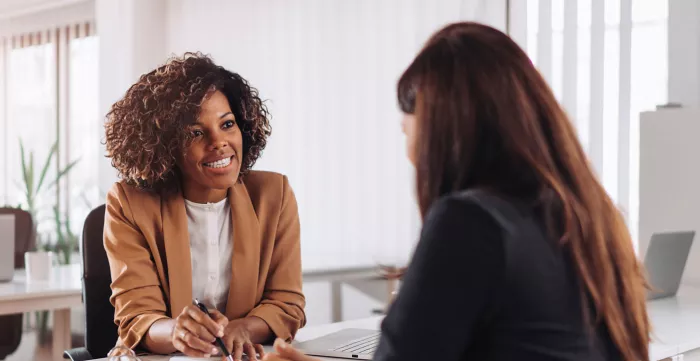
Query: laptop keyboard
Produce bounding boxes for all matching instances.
[331,332,381,355]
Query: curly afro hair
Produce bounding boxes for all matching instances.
[105,52,271,194]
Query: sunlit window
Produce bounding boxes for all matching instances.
[522,0,668,244]
[68,35,100,235]
[1,26,99,242]
[6,43,57,234]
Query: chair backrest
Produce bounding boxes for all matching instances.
[0,208,35,268]
[80,204,118,358]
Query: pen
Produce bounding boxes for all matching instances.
[193,299,234,361]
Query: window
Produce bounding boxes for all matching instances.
[0,23,99,244]
[4,33,57,236]
[515,0,668,249]
[67,31,100,236]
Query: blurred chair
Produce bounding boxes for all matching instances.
[0,208,34,360]
[63,204,118,361]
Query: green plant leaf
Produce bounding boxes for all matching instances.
[28,151,35,204]
[19,141,31,201]
[46,158,80,190]
[35,143,57,195]
[53,205,65,247]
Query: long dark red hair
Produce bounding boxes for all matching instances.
[398,22,649,360]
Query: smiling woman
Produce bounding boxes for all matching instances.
[103,53,306,360]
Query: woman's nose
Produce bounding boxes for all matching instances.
[211,141,227,150]
[208,135,228,151]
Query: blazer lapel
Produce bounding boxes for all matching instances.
[225,181,261,319]
[161,192,193,317]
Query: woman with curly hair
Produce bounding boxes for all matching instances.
[103,53,305,360]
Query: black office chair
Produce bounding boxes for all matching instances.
[63,204,119,361]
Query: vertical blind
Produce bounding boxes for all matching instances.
[509,0,669,250]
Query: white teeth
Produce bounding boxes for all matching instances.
[204,157,231,168]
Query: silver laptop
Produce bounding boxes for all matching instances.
[0,214,15,282]
[296,329,380,360]
[645,231,695,300]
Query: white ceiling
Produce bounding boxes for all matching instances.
[0,0,88,20]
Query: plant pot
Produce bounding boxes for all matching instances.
[24,251,54,282]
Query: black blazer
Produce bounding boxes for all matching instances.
[374,190,620,361]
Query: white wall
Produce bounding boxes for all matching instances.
[0,0,93,37]
[639,108,700,286]
[95,0,168,195]
[668,0,700,108]
[163,0,506,271]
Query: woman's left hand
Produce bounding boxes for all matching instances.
[222,319,266,361]
[263,339,321,361]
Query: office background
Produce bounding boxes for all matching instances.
[0,0,669,270]
[0,0,692,360]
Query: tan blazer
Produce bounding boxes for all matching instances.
[104,171,306,350]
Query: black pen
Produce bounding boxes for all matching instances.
[193,299,233,361]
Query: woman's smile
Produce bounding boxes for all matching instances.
[201,154,237,173]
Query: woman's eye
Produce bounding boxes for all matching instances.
[223,120,235,129]
[192,129,204,137]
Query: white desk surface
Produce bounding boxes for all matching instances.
[90,286,700,361]
[0,263,83,361]
[649,285,700,359]
[0,263,82,314]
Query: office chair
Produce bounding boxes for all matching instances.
[0,208,34,360]
[63,204,119,361]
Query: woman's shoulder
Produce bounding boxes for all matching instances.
[429,189,529,229]
[241,170,290,194]
[423,190,518,242]
[426,192,499,229]
[107,180,161,209]
[240,171,295,212]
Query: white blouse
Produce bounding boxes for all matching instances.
[185,197,234,314]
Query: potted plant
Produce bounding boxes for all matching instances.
[16,139,78,345]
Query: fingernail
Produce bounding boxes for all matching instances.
[212,347,219,354]
[218,328,225,337]
[275,339,287,349]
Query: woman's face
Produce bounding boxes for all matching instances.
[402,113,418,166]
[178,90,244,194]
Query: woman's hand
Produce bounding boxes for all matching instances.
[223,318,267,361]
[263,339,321,361]
[171,304,228,358]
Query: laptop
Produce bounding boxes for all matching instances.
[0,214,15,282]
[645,231,695,300]
[296,329,380,360]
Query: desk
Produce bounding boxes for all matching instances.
[649,285,700,360]
[0,264,82,361]
[88,317,382,361]
[89,286,700,361]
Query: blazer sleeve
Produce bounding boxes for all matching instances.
[104,183,170,349]
[247,176,307,341]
